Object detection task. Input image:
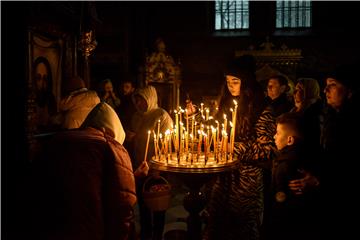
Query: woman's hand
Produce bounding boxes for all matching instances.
[134,161,149,178]
[288,170,320,195]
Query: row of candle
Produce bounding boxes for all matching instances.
[145,100,238,165]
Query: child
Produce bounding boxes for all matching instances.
[271,112,315,240]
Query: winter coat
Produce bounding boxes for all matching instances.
[130,85,173,169]
[59,88,100,129]
[32,102,136,240]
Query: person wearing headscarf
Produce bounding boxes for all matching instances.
[291,78,322,114]
[58,76,100,129]
[290,78,323,170]
[31,102,139,240]
[127,85,173,240]
[289,64,360,239]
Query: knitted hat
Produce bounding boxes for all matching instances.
[327,64,358,91]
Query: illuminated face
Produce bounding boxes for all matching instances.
[123,82,134,96]
[294,82,305,106]
[104,82,113,93]
[134,95,148,112]
[267,78,285,100]
[274,124,291,150]
[324,78,349,110]
[226,75,241,96]
[35,62,48,91]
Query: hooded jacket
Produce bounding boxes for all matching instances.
[130,85,173,169]
[32,102,136,240]
[59,88,100,129]
[82,102,126,145]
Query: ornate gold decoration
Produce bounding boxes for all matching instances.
[145,38,181,84]
[78,30,97,57]
[235,36,303,66]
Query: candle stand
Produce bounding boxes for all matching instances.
[150,158,239,240]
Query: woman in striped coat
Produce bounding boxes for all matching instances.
[203,56,276,240]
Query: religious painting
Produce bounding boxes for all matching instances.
[26,28,77,160]
[27,30,64,134]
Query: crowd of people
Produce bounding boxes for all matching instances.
[29,55,359,240]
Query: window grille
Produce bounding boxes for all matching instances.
[276,0,312,28]
[215,0,249,30]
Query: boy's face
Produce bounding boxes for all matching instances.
[274,123,292,150]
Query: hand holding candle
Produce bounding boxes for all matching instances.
[144,130,151,163]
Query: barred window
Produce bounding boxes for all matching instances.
[215,0,249,30]
[276,0,312,28]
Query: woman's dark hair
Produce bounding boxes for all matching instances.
[218,56,265,139]
[33,56,53,92]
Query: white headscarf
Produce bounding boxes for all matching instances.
[81,102,126,144]
[133,85,158,113]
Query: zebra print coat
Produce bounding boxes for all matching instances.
[203,106,276,240]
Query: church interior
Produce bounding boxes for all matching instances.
[3,1,360,240]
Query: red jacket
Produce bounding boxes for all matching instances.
[32,127,137,240]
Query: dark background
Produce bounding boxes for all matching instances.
[3,1,360,239]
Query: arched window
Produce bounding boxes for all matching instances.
[215,0,249,30]
[276,0,312,28]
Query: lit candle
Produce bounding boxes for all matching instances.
[229,121,234,154]
[180,122,184,154]
[197,129,202,159]
[157,119,161,141]
[200,103,204,119]
[185,109,189,132]
[153,131,158,160]
[192,115,195,140]
[232,100,238,153]
[204,132,207,163]
[224,132,228,162]
[223,114,228,140]
[144,130,151,163]
[158,133,162,160]
[206,108,209,121]
[165,129,171,162]
[169,130,172,159]
[175,110,179,151]
[215,120,220,150]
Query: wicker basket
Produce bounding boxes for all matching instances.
[143,175,171,211]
